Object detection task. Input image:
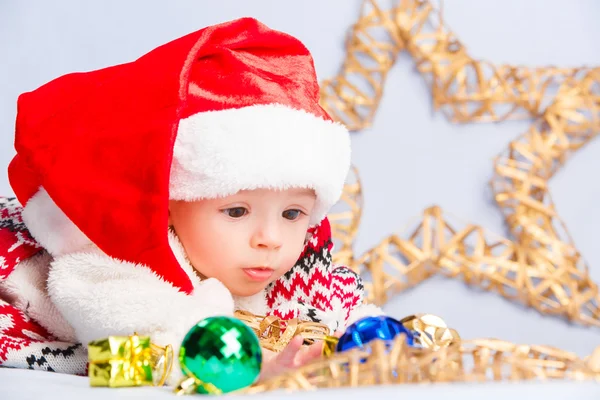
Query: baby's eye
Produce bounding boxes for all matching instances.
[224,207,248,218]
[282,209,303,220]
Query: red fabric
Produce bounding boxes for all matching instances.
[8,18,332,295]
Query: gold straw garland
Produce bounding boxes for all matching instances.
[241,0,600,392]
[246,338,600,393]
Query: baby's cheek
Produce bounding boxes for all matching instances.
[283,254,300,273]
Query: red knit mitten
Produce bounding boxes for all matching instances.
[266,217,364,331]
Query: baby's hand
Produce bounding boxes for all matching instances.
[258,336,323,382]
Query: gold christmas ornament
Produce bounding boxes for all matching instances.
[400,314,460,350]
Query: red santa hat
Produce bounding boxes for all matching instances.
[8,18,350,295]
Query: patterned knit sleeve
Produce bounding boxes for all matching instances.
[0,197,88,374]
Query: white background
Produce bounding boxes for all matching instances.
[1,1,599,398]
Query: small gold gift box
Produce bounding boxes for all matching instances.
[88,333,173,388]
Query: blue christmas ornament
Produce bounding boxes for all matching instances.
[336,316,415,352]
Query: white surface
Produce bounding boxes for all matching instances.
[1,369,599,400]
[1,0,600,398]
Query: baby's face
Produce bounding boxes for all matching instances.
[169,188,316,297]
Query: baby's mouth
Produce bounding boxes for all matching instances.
[242,267,274,282]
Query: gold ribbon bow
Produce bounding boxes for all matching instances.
[234,310,331,352]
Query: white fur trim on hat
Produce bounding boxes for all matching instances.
[169,103,351,225]
[21,188,93,257]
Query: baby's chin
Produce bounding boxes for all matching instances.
[227,282,269,298]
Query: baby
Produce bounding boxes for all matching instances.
[0,17,381,383]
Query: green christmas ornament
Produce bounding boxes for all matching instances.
[175,316,262,395]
